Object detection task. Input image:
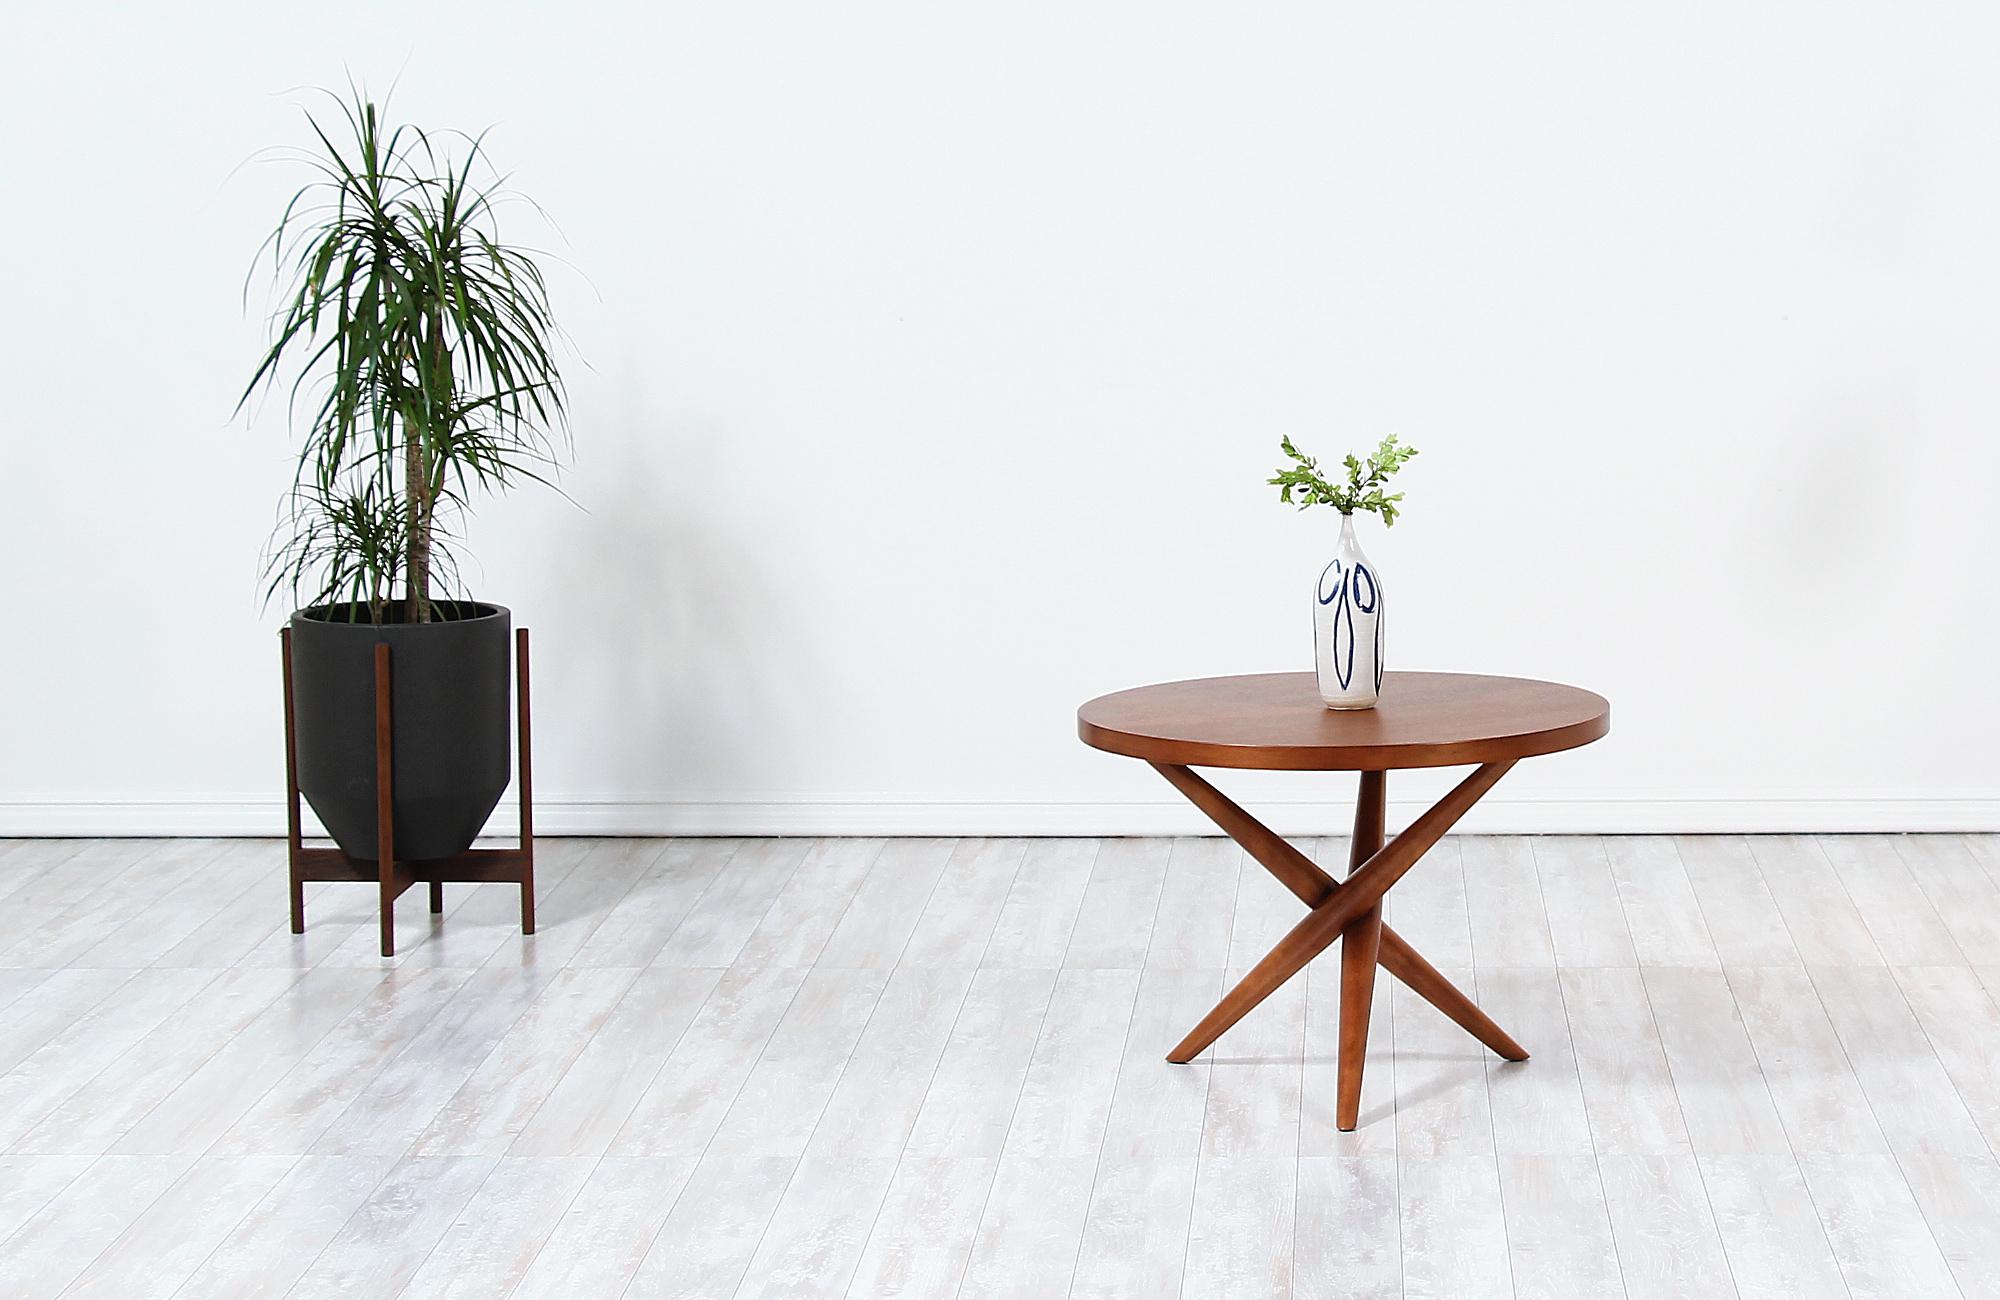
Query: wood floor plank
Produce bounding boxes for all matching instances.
[15,968,311,1155]
[1605,836,1720,968]
[1896,1154,2000,1300]
[1293,1155,1401,1300]
[56,1154,297,1300]
[0,967,54,1019]
[1462,835,1557,969]
[903,968,1059,1158]
[0,1154,193,1299]
[391,846,592,971]
[211,967,474,1156]
[1202,961,1306,1157]
[1071,1156,1198,1300]
[1398,1156,1512,1300]
[956,1154,1096,1300]
[1102,965,1224,1159]
[607,964,811,1157]
[1002,966,1141,1158]
[1725,964,1889,1157]
[982,838,1098,969]
[68,841,269,970]
[1533,836,1639,968]
[1148,837,1243,969]
[1812,965,1988,1157]
[0,839,85,907]
[611,1155,794,1297]
[564,839,717,968]
[1229,840,1312,970]
[108,967,387,1156]
[735,838,887,968]
[812,839,957,970]
[1477,967,1593,1156]
[1799,1152,1964,1300]
[731,1155,897,1300]
[164,1152,399,1300]
[394,1155,595,1300]
[1892,964,2000,1156]
[1892,836,2000,963]
[805,965,978,1160]
[842,1156,997,1300]
[1967,834,2000,882]
[306,967,556,1158]
[0,1154,91,1247]
[1596,1154,1738,1300]
[1392,964,1496,1159]
[1561,967,1693,1156]
[0,967,137,1077]
[1065,838,1171,970]
[899,838,1027,968]
[0,968,223,1149]
[1183,1155,1298,1300]
[1698,1153,1849,1300]
[1676,834,1799,967]
[1497,1154,1624,1300]
[507,965,726,1156]
[501,838,676,970]
[234,888,376,970]
[404,967,640,1158]
[706,967,891,1157]
[1816,835,1964,966]
[0,840,232,970]
[1746,835,1884,967]
[652,838,810,968]
[1388,837,1473,968]
[1642,967,1792,1157]
[514,1155,703,1300]
[0,840,174,957]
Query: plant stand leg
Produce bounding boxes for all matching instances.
[281,628,306,935]
[374,643,397,958]
[517,627,536,936]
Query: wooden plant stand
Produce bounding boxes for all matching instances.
[280,626,537,957]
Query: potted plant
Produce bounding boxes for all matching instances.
[242,92,568,861]
[1270,435,1417,710]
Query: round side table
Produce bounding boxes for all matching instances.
[1077,670,1610,1131]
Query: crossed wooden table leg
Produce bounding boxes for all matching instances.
[1152,760,1528,1131]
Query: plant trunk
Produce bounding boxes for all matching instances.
[406,432,430,622]
[406,305,447,624]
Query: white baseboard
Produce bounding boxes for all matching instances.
[1,796,1995,838]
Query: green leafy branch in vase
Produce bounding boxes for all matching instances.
[1269,434,1419,525]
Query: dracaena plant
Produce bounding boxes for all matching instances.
[1269,434,1418,525]
[241,90,567,624]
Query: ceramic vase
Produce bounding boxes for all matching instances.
[1314,513,1383,709]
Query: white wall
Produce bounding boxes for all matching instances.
[3,2,1996,836]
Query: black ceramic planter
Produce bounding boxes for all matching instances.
[289,601,512,861]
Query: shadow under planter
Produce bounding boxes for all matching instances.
[281,602,536,957]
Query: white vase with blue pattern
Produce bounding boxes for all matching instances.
[1314,513,1383,709]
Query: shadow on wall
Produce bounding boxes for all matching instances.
[537,422,826,799]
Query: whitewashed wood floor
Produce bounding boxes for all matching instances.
[1,834,1999,1298]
